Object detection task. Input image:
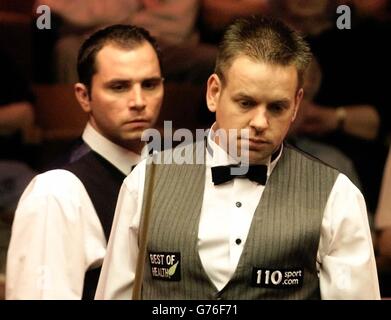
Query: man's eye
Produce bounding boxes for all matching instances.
[110,84,127,91]
[142,80,160,90]
[142,81,156,90]
[239,100,255,108]
[269,103,285,114]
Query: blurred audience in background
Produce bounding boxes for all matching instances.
[287,57,362,192]
[34,0,217,85]
[0,49,37,295]
[272,0,391,218]
[375,146,391,297]
[0,49,37,221]
[199,0,270,44]
[1,0,391,299]
[0,49,36,161]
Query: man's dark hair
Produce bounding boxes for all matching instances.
[215,15,312,88]
[77,24,161,93]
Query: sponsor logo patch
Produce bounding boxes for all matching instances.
[251,268,304,288]
[149,252,181,281]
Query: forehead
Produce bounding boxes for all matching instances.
[223,56,299,99]
[94,42,161,80]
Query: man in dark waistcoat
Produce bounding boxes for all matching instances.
[6,24,164,299]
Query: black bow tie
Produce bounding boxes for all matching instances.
[211,164,267,185]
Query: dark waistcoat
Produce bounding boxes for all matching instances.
[63,144,126,299]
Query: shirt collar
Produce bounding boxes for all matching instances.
[206,123,283,177]
[82,122,147,175]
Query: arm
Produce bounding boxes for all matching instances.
[375,148,391,264]
[0,102,34,135]
[202,0,269,31]
[376,228,391,269]
[6,170,104,299]
[128,0,199,44]
[34,0,139,29]
[318,174,380,299]
[95,162,146,299]
[298,102,380,140]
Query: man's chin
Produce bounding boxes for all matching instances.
[123,134,144,144]
[235,151,266,165]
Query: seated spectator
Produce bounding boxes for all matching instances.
[0,49,37,298]
[375,147,391,297]
[0,50,35,160]
[273,0,391,215]
[0,49,37,219]
[288,58,362,191]
[35,0,217,85]
[200,0,270,43]
[376,148,391,257]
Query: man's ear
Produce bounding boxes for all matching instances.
[74,83,91,113]
[206,74,222,113]
[292,88,304,122]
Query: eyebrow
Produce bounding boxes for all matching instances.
[105,77,163,85]
[234,93,291,105]
[234,93,256,101]
[269,99,291,107]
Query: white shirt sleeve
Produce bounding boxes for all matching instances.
[318,174,380,299]
[6,170,106,300]
[96,166,380,300]
[95,161,147,300]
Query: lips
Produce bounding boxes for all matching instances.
[249,140,268,149]
[239,138,270,151]
[238,137,269,144]
[249,138,268,144]
[125,119,150,125]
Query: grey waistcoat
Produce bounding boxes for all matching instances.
[140,142,339,299]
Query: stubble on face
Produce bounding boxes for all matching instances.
[87,43,163,152]
[210,57,300,164]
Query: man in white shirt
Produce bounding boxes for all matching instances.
[6,25,164,299]
[96,16,380,299]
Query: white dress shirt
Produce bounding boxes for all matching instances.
[6,123,143,299]
[96,129,380,300]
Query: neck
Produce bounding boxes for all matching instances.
[89,121,145,154]
[120,140,145,155]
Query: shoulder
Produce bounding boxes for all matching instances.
[331,172,363,199]
[152,140,205,165]
[20,169,89,206]
[12,169,98,226]
[284,143,340,174]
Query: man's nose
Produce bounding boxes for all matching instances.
[249,106,269,132]
[129,84,146,109]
